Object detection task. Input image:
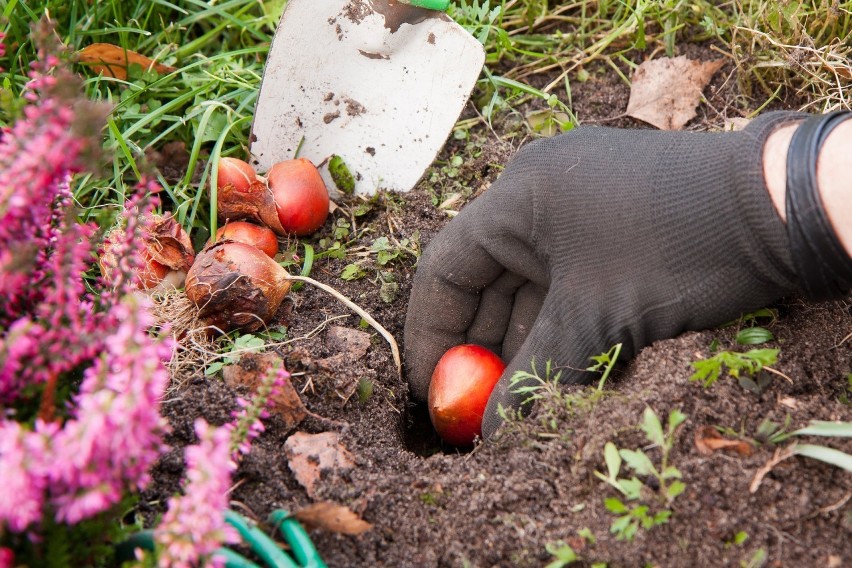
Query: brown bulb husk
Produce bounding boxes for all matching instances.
[217,178,287,236]
[144,213,196,271]
[185,240,291,333]
[99,212,195,291]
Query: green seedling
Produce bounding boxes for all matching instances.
[725,531,749,548]
[340,263,367,281]
[756,418,852,472]
[578,527,595,545]
[504,345,623,436]
[741,547,767,568]
[586,342,622,391]
[508,359,563,406]
[205,333,267,376]
[370,235,420,266]
[724,308,778,328]
[755,415,793,445]
[544,541,578,568]
[603,499,671,542]
[378,271,400,304]
[595,407,686,541]
[735,327,774,345]
[690,348,779,388]
[280,243,316,292]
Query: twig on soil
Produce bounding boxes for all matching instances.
[807,491,852,519]
[288,275,402,376]
[763,366,793,384]
[750,444,797,493]
[226,478,248,496]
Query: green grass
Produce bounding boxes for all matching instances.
[2,0,274,241]
[2,0,849,241]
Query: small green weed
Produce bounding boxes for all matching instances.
[544,540,578,568]
[725,530,749,548]
[586,342,622,390]
[595,407,687,541]
[603,499,671,542]
[754,415,793,445]
[754,418,852,474]
[544,528,595,568]
[504,344,621,436]
[741,547,767,568]
[205,332,278,376]
[724,308,778,329]
[734,327,774,345]
[338,233,419,304]
[690,348,779,388]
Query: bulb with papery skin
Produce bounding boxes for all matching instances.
[185,241,292,333]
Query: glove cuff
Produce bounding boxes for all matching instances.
[785,111,852,300]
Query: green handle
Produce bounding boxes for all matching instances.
[269,510,327,568]
[225,510,300,568]
[216,547,264,568]
[398,0,451,11]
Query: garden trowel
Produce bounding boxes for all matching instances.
[250,0,485,195]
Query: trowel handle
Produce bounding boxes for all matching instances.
[398,0,451,11]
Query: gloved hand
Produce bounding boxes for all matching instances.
[405,112,820,440]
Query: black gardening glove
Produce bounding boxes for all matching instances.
[405,112,824,440]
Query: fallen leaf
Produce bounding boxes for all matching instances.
[284,431,355,497]
[626,56,724,130]
[78,43,176,80]
[223,353,307,430]
[695,426,754,457]
[292,501,372,535]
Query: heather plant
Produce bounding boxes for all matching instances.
[0,21,289,566]
[0,22,174,564]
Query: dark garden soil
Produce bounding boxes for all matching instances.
[141,44,852,567]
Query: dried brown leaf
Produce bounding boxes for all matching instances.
[223,353,307,430]
[292,501,372,535]
[695,426,754,457]
[626,56,724,130]
[78,43,176,80]
[284,431,355,497]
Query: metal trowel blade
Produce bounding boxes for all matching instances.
[250,0,485,195]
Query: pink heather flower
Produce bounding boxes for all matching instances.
[0,21,173,538]
[229,363,288,458]
[155,419,239,568]
[48,295,172,525]
[0,422,51,532]
[0,294,171,532]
